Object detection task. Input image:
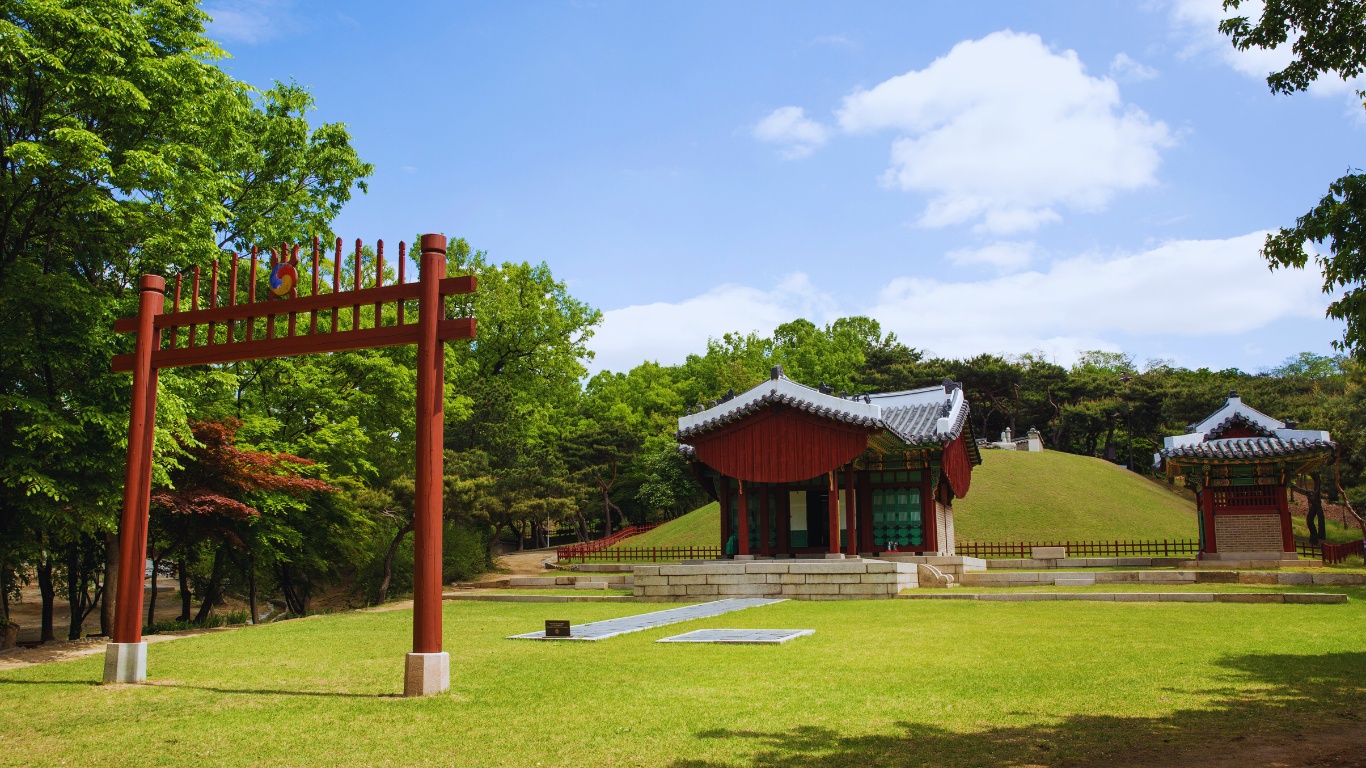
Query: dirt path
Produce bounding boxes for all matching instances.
[0,626,237,672]
[485,548,558,579]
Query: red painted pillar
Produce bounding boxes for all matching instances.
[1277,484,1294,554]
[827,471,840,555]
[412,235,446,656]
[112,276,165,645]
[718,476,731,556]
[1200,486,1218,555]
[844,465,857,556]
[737,480,750,556]
[776,486,790,555]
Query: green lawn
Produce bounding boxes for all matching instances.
[2,593,1364,766]
[612,502,720,550]
[953,449,1196,541]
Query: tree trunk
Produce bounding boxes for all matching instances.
[377,520,413,604]
[193,548,226,624]
[146,556,159,628]
[248,556,258,624]
[100,531,118,637]
[178,558,192,622]
[0,565,9,623]
[37,549,55,642]
[66,541,85,641]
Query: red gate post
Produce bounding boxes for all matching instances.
[105,275,165,683]
[405,234,449,697]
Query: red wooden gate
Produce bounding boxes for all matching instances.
[105,233,473,697]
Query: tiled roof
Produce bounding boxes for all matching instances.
[676,373,969,446]
[1160,437,1335,461]
[1205,412,1276,440]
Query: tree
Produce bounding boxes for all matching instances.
[1220,0,1366,356]
[150,420,332,622]
[0,0,370,640]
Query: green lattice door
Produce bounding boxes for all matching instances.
[872,487,922,550]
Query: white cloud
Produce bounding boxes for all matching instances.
[588,232,1328,373]
[1169,0,1361,96]
[946,241,1038,271]
[753,106,832,159]
[205,0,295,45]
[837,31,1173,234]
[590,275,838,374]
[1110,53,1159,82]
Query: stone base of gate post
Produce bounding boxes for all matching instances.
[103,642,147,684]
[403,651,449,697]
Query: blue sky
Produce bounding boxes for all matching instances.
[206,0,1354,374]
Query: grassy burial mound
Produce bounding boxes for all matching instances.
[611,503,720,550]
[618,450,1201,549]
[953,449,1196,542]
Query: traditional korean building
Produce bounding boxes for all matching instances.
[676,367,980,558]
[1159,392,1334,561]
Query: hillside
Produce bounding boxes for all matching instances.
[614,450,1205,548]
[953,449,1195,541]
[615,503,720,549]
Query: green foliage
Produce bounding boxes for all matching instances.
[1220,0,1366,357]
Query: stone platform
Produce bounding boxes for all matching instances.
[632,559,917,601]
[962,570,1365,588]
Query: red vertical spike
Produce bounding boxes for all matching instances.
[398,241,407,325]
[310,236,320,335]
[333,237,342,332]
[208,260,219,345]
[288,244,299,337]
[189,266,200,347]
[352,238,362,330]
[227,254,239,344]
[266,249,277,340]
[170,273,182,349]
[374,239,385,328]
[248,245,258,341]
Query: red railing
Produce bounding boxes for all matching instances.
[955,539,1201,559]
[557,546,722,563]
[1321,540,1364,565]
[555,523,660,561]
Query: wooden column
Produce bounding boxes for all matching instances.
[844,465,857,557]
[411,235,446,656]
[112,275,165,645]
[1277,485,1294,554]
[737,480,750,556]
[924,478,941,554]
[1200,485,1218,554]
[719,476,732,555]
[827,471,840,555]
[759,484,771,556]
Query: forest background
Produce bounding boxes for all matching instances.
[3,0,1365,642]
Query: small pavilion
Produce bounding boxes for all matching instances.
[676,367,980,558]
[1159,392,1334,561]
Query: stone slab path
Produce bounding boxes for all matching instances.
[656,629,814,644]
[508,598,785,641]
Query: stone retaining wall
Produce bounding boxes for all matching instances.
[632,559,917,601]
[962,570,1365,587]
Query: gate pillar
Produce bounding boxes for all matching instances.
[105,275,164,683]
[405,234,449,696]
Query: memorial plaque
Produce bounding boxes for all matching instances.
[544,620,571,638]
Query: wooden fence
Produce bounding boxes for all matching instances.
[955,539,1201,559]
[956,539,1344,561]
[554,523,661,561]
[556,546,722,563]
[1321,540,1364,565]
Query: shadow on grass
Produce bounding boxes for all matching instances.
[674,652,1366,768]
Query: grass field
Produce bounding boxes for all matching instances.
[614,503,720,550]
[2,592,1363,766]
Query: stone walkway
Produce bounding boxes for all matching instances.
[508,597,785,641]
[657,628,814,644]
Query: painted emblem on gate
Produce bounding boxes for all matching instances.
[269,261,298,297]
